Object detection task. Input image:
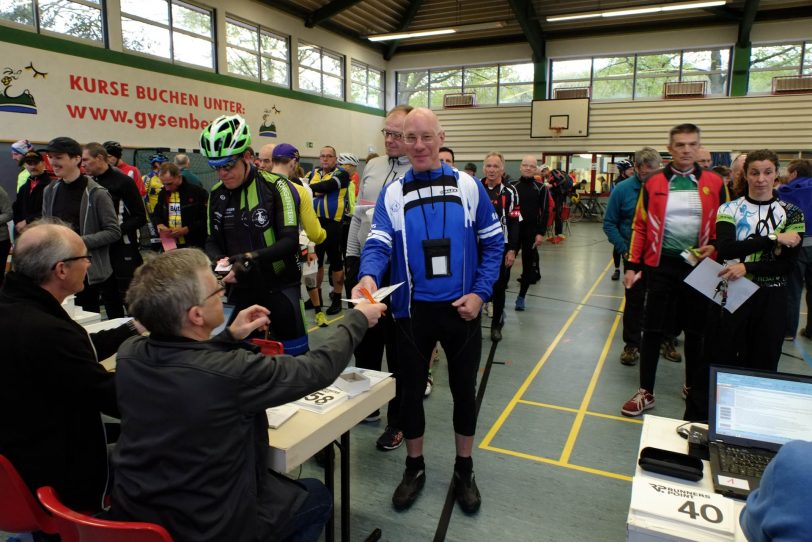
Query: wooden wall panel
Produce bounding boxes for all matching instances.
[436,95,812,160]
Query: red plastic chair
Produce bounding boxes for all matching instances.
[36,486,173,542]
[0,454,58,535]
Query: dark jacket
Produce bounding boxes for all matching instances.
[152,179,209,248]
[42,177,121,284]
[205,168,300,290]
[514,176,552,238]
[93,165,148,245]
[12,170,52,226]
[0,272,135,510]
[111,310,369,542]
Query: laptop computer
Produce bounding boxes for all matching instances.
[707,365,812,499]
[211,303,236,337]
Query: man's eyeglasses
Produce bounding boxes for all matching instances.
[403,134,436,145]
[209,157,240,172]
[51,255,92,269]
[203,278,227,302]
[381,129,403,140]
[24,159,42,165]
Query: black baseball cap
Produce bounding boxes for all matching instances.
[45,137,82,156]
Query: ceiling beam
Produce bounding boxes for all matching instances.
[305,0,364,28]
[701,6,741,22]
[384,0,425,61]
[506,0,545,61]
[736,0,760,48]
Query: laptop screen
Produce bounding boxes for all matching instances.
[709,366,812,451]
[211,304,236,337]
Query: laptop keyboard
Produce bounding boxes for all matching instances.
[718,446,773,478]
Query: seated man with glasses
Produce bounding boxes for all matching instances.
[110,248,387,542]
[0,219,143,512]
[202,115,309,355]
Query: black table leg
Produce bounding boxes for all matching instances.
[341,432,350,542]
[323,444,335,542]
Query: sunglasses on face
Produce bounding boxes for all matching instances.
[210,158,240,172]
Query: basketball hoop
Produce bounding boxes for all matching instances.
[551,127,563,139]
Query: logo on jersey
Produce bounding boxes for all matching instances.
[252,208,270,228]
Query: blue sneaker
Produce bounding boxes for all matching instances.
[515,296,525,311]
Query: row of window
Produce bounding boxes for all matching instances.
[396,63,535,108]
[549,43,812,99]
[2,1,810,109]
[0,0,385,108]
[395,43,812,108]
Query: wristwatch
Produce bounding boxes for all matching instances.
[768,233,778,243]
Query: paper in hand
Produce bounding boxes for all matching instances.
[344,282,404,304]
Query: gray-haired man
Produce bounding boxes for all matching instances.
[110,248,386,542]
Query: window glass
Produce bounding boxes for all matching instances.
[262,57,289,86]
[465,65,498,86]
[499,84,532,104]
[297,43,343,99]
[552,59,591,81]
[299,68,321,92]
[431,69,462,88]
[173,31,211,67]
[172,2,210,38]
[39,0,103,41]
[121,0,167,24]
[261,32,287,60]
[1,0,35,26]
[227,47,259,79]
[122,17,170,58]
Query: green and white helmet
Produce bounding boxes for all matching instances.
[200,114,252,166]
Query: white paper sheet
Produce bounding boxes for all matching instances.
[343,282,404,304]
[683,258,759,313]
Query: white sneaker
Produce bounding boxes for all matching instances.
[424,377,433,397]
[485,302,493,318]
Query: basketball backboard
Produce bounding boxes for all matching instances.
[531,98,589,138]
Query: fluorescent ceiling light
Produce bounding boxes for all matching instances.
[367,21,506,42]
[546,1,727,23]
[368,29,455,42]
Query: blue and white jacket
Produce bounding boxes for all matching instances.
[359,163,504,319]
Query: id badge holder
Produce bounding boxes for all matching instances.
[422,238,451,278]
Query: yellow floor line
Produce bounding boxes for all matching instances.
[481,444,633,482]
[517,399,643,425]
[306,314,344,334]
[559,296,625,464]
[592,293,625,299]
[479,259,614,449]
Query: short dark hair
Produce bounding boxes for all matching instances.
[744,149,780,173]
[83,142,108,160]
[159,162,181,177]
[669,123,701,142]
[788,159,812,178]
[464,162,477,173]
[439,146,455,162]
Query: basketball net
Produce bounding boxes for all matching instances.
[551,127,563,139]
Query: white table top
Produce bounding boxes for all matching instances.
[627,415,746,542]
[267,377,395,473]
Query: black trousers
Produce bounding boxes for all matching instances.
[0,239,10,287]
[517,230,539,297]
[395,302,482,439]
[622,259,645,348]
[638,257,708,394]
[491,246,511,328]
[109,242,143,304]
[553,196,566,236]
[76,274,125,318]
[685,285,787,421]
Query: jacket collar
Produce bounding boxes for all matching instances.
[0,272,72,321]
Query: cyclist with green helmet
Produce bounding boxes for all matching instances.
[201,114,307,355]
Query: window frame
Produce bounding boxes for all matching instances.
[747,41,811,94]
[119,0,215,71]
[550,47,732,101]
[0,0,105,45]
[224,15,291,88]
[396,61,534,109]
[349,59,384,109]
[297,41,345,100]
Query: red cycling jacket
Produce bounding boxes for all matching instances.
[627,164,728,269]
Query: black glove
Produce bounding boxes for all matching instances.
[230,252,258,281]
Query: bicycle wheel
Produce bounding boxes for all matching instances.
[570,204,585,223]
